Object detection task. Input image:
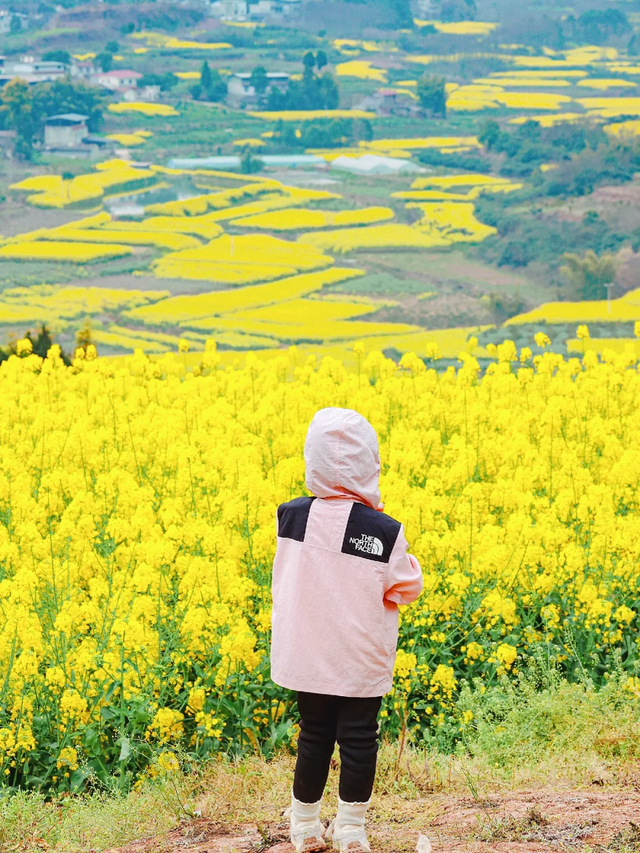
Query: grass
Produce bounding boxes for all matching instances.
[332,271,431,295]
[1,674,639,852]
[607,823,640,852]
[476,805,598,845]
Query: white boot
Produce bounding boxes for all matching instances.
[289,794,327,853]
[326,798,371,853]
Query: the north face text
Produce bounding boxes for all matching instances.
[341,502,401,563]
[349,534,384,556]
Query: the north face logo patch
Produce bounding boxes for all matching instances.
[341,501,401,562]
[349,534,384,556]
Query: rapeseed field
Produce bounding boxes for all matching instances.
[0,342,638,792]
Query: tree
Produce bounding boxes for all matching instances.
[250,65,269,96]
[240,149,264,174]
[32,79,105,133]
[267,60,340,112]
[139,72,176,92]
[561,250,616,299]
[303,51,316,71]
[358,118,373,143]
[388,0,413,28]
[546,141,640,197]
[75,319,93,351]
[43,50,71,65]
[498,242,532,268]
[439,0,476,22]
[105,40,120,54]
[206,69,227,102]
[417,73,446,117]
[27,324,56,359]
[96,52,113,72]
[481,292,526,318]
[9,15,21,35]
[0,324,70,365]
[0,79,34,160]
[191,66,227,102]
[201,61,212,92]
[272,117,367,151]
[572,9,630,44]
[316,50,328,71]
[478,119,503,150]
[319,74,339,109]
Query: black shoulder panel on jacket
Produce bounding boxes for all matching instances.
[341,502,401,563]
[277,496,316,542]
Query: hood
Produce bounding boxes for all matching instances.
[304,407,381,510]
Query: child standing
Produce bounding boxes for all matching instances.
[271,407,423,853]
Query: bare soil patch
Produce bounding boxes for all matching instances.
[371,293,488,330]
[0,199,81,238]
[548,181,640,233]
[107,787,640,853]
[615,248,640,294]
[59,273,230,296]
[355,250,540,293]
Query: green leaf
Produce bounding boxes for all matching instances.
[118,737,131,763]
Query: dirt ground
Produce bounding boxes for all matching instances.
[59,272,231,295]
[107,786,640,853]
[0,198,81,238]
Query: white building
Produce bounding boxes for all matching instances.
[2,56,67,83]
[92,69,142,92]
[43,113,113,158]
[356,88,420,117]
[123,84,160,103]
[273,0,301,17]
[71,59,97,81]
[249,0,274,18]
[44,113,89,148]
[219,0,248,20]
[227,71,289,106]
[0,10,28,34]
[211,0,298,21]
[413,0,435,15]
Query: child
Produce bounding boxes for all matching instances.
[271,407,423,853]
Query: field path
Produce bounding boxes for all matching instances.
[107,787,640,853]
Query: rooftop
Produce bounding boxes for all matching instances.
[96,69,143,79]
[44,113,89,124]
[233,71,290,80]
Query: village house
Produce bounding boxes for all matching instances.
[249,0,274,18]
[123,84,160,103]
[91,69,142,93]
[44,113,89,149]
[413,0,435,15]
[356,88,420,118]
[211,0,248,21]
[43,114,112,158]
[1,56,67,84]
[227,71,289,107]
[210,0,300,21]
[70,59,97,81]
[273,0,302,17]
[0,10,28,34]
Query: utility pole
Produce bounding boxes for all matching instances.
[605,282,614,314]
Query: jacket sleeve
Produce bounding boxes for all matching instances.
[384,525,423,605]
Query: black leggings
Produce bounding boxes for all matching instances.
[293,692,382,804]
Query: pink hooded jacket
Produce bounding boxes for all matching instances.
[270,407,423,698]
